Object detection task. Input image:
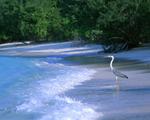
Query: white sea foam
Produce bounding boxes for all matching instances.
[38,96,102,120]
[16,61,102,120]
[17,96,102,120]
[100,85,117,89]
[16,98,44,112]
[35,61,50,67]
[36,67,96,96]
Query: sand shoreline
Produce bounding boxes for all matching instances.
[65,61,150,120]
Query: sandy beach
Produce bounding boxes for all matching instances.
[65,62,150,120]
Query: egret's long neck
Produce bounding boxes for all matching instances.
[110,57,114,70]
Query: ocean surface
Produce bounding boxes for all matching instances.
[0,56,102,120]
[0,42,102,120]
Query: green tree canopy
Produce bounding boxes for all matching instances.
[0,0,150,52]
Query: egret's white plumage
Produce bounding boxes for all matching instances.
[108,55,128,79]
[107,55,128,90]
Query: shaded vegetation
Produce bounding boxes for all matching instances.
[0,0,150,52]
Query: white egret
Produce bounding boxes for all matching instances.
[106,55,128,90]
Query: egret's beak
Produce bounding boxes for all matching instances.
[104,55,111,58]
[104,56,108,58]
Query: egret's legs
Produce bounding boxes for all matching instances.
[115,76,120,92]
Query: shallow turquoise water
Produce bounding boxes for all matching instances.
[0,56,100,120]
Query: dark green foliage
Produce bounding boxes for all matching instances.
[95,0,150,52]
[0,0,63,43]
[20,6,48,41]
[58,0,150,52]
[0,0,21,42]
[0,0,150,52]
[80,0,149,52]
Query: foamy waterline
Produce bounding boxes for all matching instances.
[38,96,102,120]
[16,61,102,120]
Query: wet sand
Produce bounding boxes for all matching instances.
[65,56,150,120]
